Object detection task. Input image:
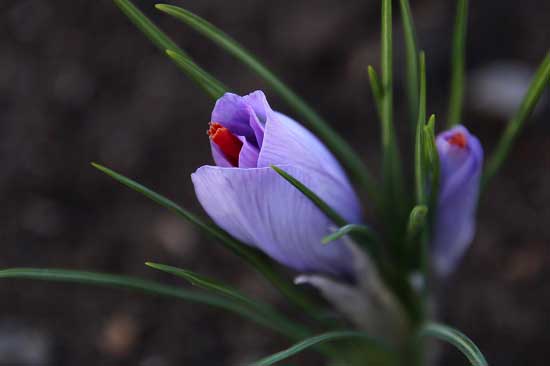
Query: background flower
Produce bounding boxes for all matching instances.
[432,125,483,276]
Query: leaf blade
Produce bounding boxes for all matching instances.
[145,262,310,338]
[418,322,488,366]
[112,0,226,99]
[399,0,420,127]
[270,166,346,227]
[447,0,468,127]
[0,268,287,335]
[482,53,550,190]
[249,331,394,366]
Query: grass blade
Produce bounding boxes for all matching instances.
[270,166,346,227]
[249,331,394,366]
[482,53,550,190]
[399,0,420,127]
[145,262,310,338]
[415,51,427,205]
[380,0,404,217]
[154,3,378,197]
[367,65,384,121]
[91,163,321,315]
[0,268,290,336]
[271,166,383,262]
[447,0,468,127]
[146,262,265,310]
[322,224,379,245]
[113,0,226,99]
[165,50,226,99]
[418,322,488,366]
[406,205,428,242]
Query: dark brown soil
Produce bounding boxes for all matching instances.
[1,0,549,365]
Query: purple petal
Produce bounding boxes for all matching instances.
[257,111,362,222]
[191,165,355,277]
[237,136,260,168]
[432,125,483,275]
[211,92,264,146]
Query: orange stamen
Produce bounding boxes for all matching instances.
[447,132,468,148]
[208,122,243,166]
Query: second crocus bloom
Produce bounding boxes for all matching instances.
[432,125,484,276]
[192,91,362,278]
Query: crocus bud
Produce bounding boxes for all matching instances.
[432,125,483,275]
[192,91,362,277]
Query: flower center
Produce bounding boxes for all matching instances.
[447,132,468,148]
[208,122,243,166]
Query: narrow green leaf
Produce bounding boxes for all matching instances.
[415,51,427,205]
[113,0,185,56]
[271,166,383,263]
[380,0,404,217]
[482,53,550,190]
[91,163,321,315]
[0,268,288,336]
[447,0,468,127]
[249,331,394,366]
[367,65,384,121]
[406,205,428,241]
[112,0,226,100]
[145,262,310,338]
[399,0,420,127]
[165,50,226,99]
[422,115,439,214]
[154,3,378,198]
[146,262,264,310]
[322,224,378,245]
[418,322,488,366]
[270,166,346,227]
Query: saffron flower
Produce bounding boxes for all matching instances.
[432,125,483,275]
[191,91,362,277]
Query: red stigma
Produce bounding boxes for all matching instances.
[208,122,243,166]
[447,132,468,148]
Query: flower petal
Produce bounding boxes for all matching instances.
[191,165,354,276]
[211,92,264,146]
[432,125,483,275]
[257,111,362,222]
[237,136,260,168]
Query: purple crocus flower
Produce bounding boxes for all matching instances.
[432,125,483,275]
[191,91,362,277]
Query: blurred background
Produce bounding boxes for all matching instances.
[1,0,549,365]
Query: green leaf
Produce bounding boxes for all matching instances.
[423,114,440,212]
[406,205,428,242]
[447,0,468,127]
[271,166,382,263]
[367,65,384,121]
[418,322,488,366]
[322,224,378,245]
[112,0,226,100]
[270,166,346,227]
[399,0,420,127]
[249,331,394,366]
[145,262,310,338]
[482,53,550,191]
[154,3,378,198]
[414,51,427,205]
[146,262,265,310]
[380,0,404,219]
[91,163,321,316]
[165,50,226,99]
[0,268,290,336]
